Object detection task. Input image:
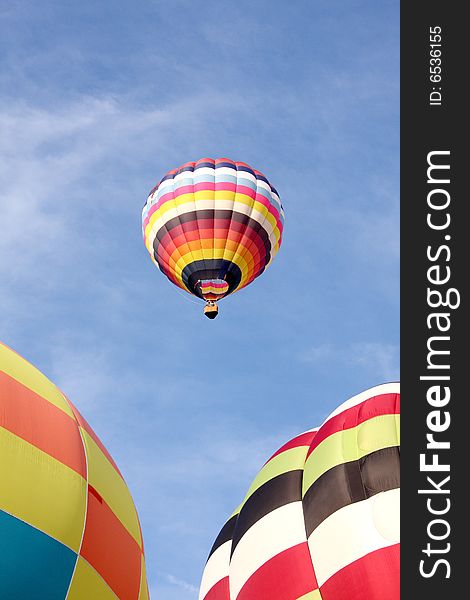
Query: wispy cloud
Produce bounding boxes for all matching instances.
[165,573,198,594]
[299,341,399,382]
[0,89,251,343]
[1,3,398,596]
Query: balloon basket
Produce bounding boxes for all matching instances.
[204,303,219,319]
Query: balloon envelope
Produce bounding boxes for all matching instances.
[0,342,150,600]
[199,383,400,600]
[142,158,284,306]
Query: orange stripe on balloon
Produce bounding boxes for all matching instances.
[0,370,87,477]
[159,245,262,288]
[165,240,257,271]
[80,486,142,600]
[155,229,267,287]
[68,400,123,479]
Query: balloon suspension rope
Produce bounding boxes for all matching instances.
[167,282,202,306]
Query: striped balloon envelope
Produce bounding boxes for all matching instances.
[199,383,400,600]
[142,158,284,318]
[0,342,149,600]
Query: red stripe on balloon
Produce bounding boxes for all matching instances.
[157,239,261,279]
[319,544,400,600]
[157,218,269,260]
[237,543,317,600]
[306,393,400,459]
[197,157,215,166]
[266,431,318,464]
[160,230,264,268]
[202,577,230,600]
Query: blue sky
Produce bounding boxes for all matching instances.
[0,1,399,598]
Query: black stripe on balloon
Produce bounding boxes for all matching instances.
[153,210,272,287]
[151,163,280,199]
[197,160,279,195]
[151,240,244,297]
[154,210,272,255]
[235,164,255,177]
[254,173,270,186]
[207,514,238,561]
[194,161,216,169]
[270,186,280,198]
[181,259,242,297]
[303,446,400,538]
[158,173,176,184]
[146,184,159,201]
[230,470,303,557]
[176,165,196,176]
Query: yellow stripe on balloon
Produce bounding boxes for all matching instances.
[163,236,253,267]
[242,447,310,506]
[220,235,256,275]
[67,556,118,600]
[302,414,400,496]
[80,428,143,548]
[0,427,86,551]
[147,193,279,236]
[145,193,280,243]
[297,591,322,600]
[145,212,279,263]
[138,555,150,600]
[172,247,253,281]
[0,343,75,418]
[166,239,256,278]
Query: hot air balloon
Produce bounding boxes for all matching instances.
[199,382,400,600]
[0,342,150,600]
[142,158,284,318]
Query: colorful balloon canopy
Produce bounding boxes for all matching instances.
[0,342,149,600]
[142,158,284,317]
[199,383,400,600]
